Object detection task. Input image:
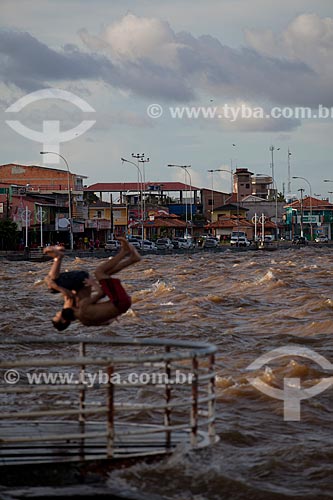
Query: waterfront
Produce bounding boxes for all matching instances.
[1,247,333,499]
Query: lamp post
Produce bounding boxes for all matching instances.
[270,178,279,240]
[207,169,231,221]
[121,157,144,241]
[136,154,150,227]
[40,151,73,250]
[328,191,333,203]
[168,164,192,237]
[269,145,280,186]
[293,176,313,240]
[298,188,304,237]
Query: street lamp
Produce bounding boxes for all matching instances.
[136,154,150,231]
[167,164,192,237]
[293,176,313,240]
[40,151,74,250]
[269,145,280,185]
[207,169,231,220]
[298,188,304,237]
[121,157,144,241]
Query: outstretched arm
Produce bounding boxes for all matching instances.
[44,247,74,296]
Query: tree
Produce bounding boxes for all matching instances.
[0,218,18,250]
[277,192,286,202]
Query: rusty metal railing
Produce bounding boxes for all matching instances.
[0,337,218,465]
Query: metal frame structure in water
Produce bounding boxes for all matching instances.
[0,336,218,467]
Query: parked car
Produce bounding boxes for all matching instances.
[156,238,173,250]
[141,239,157,251]
[315,235,328,243]
[292,236,308,245]
[172,238,180,249]
[104,239,120,252]
[127,237,141,249]
[177,237,194,249]
[204,237,219,248]
[230,236,251,247]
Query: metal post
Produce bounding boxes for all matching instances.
[164,346,172,449]
[299,188,304,237]
[40,151,74,250]
[25,206,29,248]
[184,169,188,237]
[167,164,191,238]
[122,157,144,241]
[79,341,86,459]
[208,353,216,443]
[110,193,114,240]
[139,156,150,239]
[106,364,114,458]
[293,177,313,240]
[39,206,43,247]
[190,356,198,447]
[262,212,265,241]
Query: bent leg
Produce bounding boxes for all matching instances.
[94,238,140,280]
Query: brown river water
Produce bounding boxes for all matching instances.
[1,247,333,499]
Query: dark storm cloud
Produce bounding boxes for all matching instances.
[1,13,332,110]
[0,29,193,101]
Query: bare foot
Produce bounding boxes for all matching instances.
[129,244,141,263]
[43,245,65,257]
[117,237,132,256]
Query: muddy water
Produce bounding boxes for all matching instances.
[1,247,333,499]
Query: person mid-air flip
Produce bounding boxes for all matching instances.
[44,238,141,331]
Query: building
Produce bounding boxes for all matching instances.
[284,196,333,240]
[201,188,230,221]
[0,163,87,248]
[85,182,202,239]
[233,168,253,199]
[233,168,275,201]
[251,174,275,199]
[87,200,128,241]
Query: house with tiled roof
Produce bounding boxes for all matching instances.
[284,196,333,240]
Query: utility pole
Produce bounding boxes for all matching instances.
[298,188,304,237]
[110,193,114,240]
[287,148,292,194]
[167,164,192,238]
[137,155,150,237]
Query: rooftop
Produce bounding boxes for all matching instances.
[85,182,200,192]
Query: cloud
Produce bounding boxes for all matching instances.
[80,13,333,108]
[1,12,332,111]
[244,13,333,106]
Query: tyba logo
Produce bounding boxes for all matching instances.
[246,346,333,421]
[5,88,96,162]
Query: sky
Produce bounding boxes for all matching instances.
[0,0,332,197]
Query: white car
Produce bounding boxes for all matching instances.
[204,237,219,248]
[141,239,157,251]
[156,238,173,250]
[315,235,328,243]
[127,237,141,249]
[230,236,251,247]
[104,240,120,252]
[177,238,194,249]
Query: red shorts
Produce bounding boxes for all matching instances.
[99,278,132,315]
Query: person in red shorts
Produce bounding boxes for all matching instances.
[45,238,140,330]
